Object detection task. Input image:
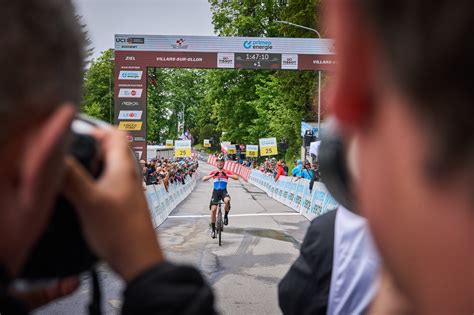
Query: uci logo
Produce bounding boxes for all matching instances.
[243,41,252,49]
[116,38,127,43]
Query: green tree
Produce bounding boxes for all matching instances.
[81,49,114,123]
[206,0,321,158]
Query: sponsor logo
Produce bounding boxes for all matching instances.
[134,136,146,142]
[171,38,188,49]
[217,53,234,68]
[243,40,273,51]
[118,110,143,120]
[121,100,140,107]
[281,54,298,70]
[118,121,143,131]
[116,37,145,44]
[118,88,143,98]
[118,71,143,80]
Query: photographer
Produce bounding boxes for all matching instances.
[0,1,215,314]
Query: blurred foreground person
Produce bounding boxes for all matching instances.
[326,0,473,313]
[278,206,380,315]
[0,0,215,314]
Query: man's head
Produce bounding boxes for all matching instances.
[216,159,225,170]
[326,0,473,312]
[0,0,85,276]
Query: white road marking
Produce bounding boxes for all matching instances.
[168,212,300,219]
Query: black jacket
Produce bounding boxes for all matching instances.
[278,209,337,315]
[0,262,217,315]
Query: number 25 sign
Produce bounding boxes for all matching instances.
[259,137,278,156]
[175,140,191,157]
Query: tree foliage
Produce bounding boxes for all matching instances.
[81,49,114,123]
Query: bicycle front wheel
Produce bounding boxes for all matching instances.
[218,225,222,246]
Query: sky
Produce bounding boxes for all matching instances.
[73,0,216,61]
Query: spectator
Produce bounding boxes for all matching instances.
[292,160,303,177]
[0,1,214,313]
[301,162,313,180]
[309,163,320,192]
[326,0,473,312]
[274,160,286,182]
[279,206,381,315]
[282,161,289,176]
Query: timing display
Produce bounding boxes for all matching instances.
[235,53,282,70]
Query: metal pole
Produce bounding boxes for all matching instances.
[275,20,323,137]
[318,70,321,138]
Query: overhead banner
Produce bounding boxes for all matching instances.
[259,138,278,156]
[114,34,335,160]
[246,144,259,157]
[174,140,191,157]
[165,139,174,147]
[203,139,211,148]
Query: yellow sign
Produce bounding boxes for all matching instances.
[118,121,143,131]
[175,148,191,157]
[259,137,278,156]
[174,140,191,157]
[166,140,174,147]
[203,139,211,148]
[246,144,259,157]
[227,145,237,154]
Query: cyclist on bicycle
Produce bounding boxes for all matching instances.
[202,157,238,238]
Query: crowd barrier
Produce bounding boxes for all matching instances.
[207,155,338,221]
[145,173,199,227]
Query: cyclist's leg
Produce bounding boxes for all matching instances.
[223,190,231,213]
[210,204,217,223]
[223,191,231,225]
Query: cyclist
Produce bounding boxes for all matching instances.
[202,157,238,238]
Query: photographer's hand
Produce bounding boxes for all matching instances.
[63,128,164,281]
[10,276,79,311]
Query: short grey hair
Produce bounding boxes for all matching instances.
[0,0,85,145]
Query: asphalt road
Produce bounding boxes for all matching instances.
[35,163,310,315]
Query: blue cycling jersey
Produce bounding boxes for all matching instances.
[209,170,231,190]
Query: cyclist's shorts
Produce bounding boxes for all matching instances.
[209,189,230,208]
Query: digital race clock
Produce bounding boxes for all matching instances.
[235,53,282,70]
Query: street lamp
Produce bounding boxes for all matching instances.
[275,20,322,38]
[275,20,323,138]
[175,100,186,137]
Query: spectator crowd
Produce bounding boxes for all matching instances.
[140,157,199,191]
[249,158,321,185]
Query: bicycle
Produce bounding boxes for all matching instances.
[215,200,224,246]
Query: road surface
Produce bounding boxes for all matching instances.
[35,163,310,314]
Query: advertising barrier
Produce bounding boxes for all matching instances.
[248,171,338,221]
[207,155,338,221]
[145,173,198,228]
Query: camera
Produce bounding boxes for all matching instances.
[18,116,105,280]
